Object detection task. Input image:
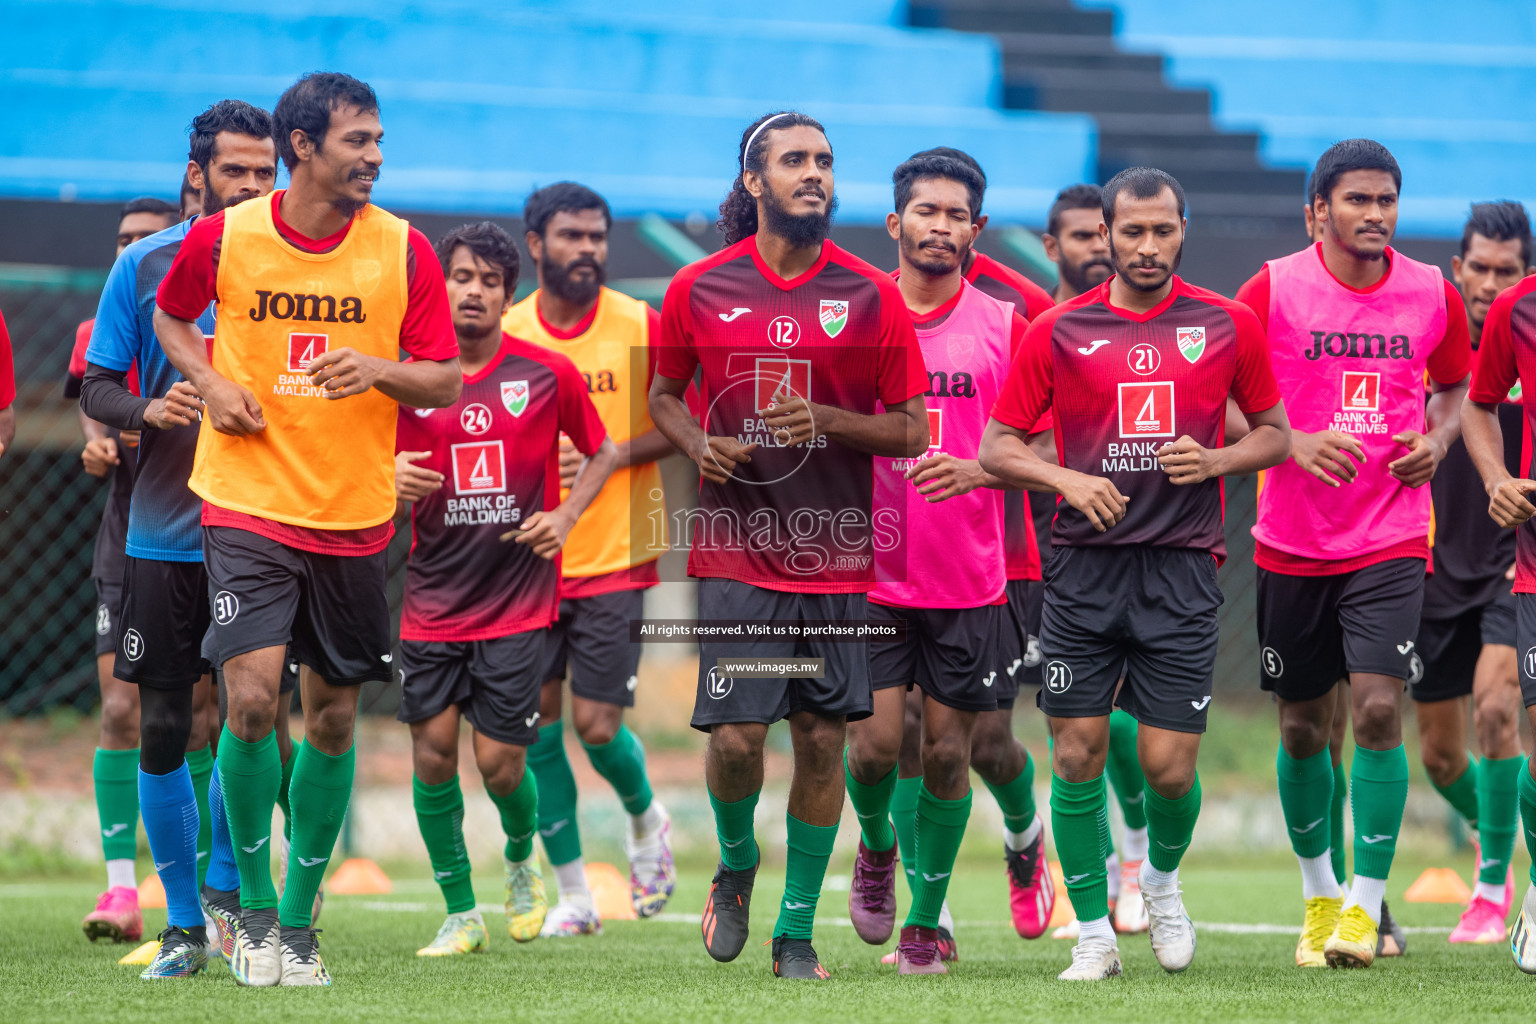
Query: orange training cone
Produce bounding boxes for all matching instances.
[1403,867,1472,903]
[327,857,393,894]
[1046,861,1073,927]
[585,862,638,921]
[138,873,167,909]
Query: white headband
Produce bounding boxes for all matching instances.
[742,113,793,171]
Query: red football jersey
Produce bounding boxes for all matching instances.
[397,334,607,641]
[992,276,1281,558]
[658,238,928,593]
[967,250,1055,322]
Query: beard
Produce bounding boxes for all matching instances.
[457,317,500,343]
[200,184,258,216]
[901,229,967,278]
[542,250,606,306]
[1329,217,1388,262]
[761,178,838,249]
[1060,255,1114,295]
[1111,244,1182,293]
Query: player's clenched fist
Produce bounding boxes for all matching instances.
[307,346,385,399]
[1290,428,1365,487]
[81,436,120,478]
[395,450,444,502]
[1057,470,1129,532]
[693,434,758,484]
[906,453,985,502]
[1156,435,1222,485]
[758,390,821,447]
[143,380,205,430]
[201,375,265,436]
[507,508,575,559]
[1487,477,1536,528]
[1387,430,1446,489]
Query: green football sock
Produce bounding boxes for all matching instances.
[279,741,355,928]
[1051,772,1110,922]
[185,744,214,889]
[581,725,652,817]
[277,740,299,842]
[93,747,140,864]
[1478,756,1522,887]
[773,813,837,940]
[218,725,281,909]
[845,752,897,852]
[906,783,972,928]
[1432,758,1480,828]
[981,749,1036,833]
[892,775,922,894]
[526,722,582,865]
[1519,761,1536,886]
[414,775,475,914]
[488,770,539,864]
[1276,745,1333,859]
[1105,710,1147,829]
[1351,744,1409,880]
[1145,774,1202,872]
[1330,760,1347,885]
[707,787,760,871]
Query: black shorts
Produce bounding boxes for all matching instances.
[93,574,123,658]
[1257,557,1424,702]
[996,578,1044,710]
[202,526,393,687]
[869,602,1004,713]
[398,633,545,746]
[541,589,645,707]
[1037,546,1221,734]
[114,557,211,689]
[1513,593,1536,709]
[690,578,872,731]
[1413,588,1518,702]
[201,626,298,694]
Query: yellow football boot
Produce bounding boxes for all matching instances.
[1295,895,1341,967]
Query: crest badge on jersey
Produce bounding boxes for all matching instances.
[501,380,529,417]
[353,258,382,297]
[946,332,975,367]
[1176,327,1205,364]
[819,299,849,339]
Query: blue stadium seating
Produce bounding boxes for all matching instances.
[1078,0,1536,235]
[0,0,1095,225]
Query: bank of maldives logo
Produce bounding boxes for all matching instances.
[502,380,529,417]
[1117,381,1174,438]
[451,440,506,495]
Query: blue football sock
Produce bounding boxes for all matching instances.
[205,758,240,893]
[139,761,203,928]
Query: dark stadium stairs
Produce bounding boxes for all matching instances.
[908,0,1311,294]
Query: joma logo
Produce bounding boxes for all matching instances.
[1304,330,1412,361]
[249,290,366,323]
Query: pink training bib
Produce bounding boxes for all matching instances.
[1253,246,1448,562]
[873,280,1013,608]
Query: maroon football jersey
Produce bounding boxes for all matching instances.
[397,334,607,641]
[961,251,1056,578]
[967,250,1055,322]
[658,238,928,593]
[992,276,1281,558]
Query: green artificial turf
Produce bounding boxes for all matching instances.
[5,852,1534,1023]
